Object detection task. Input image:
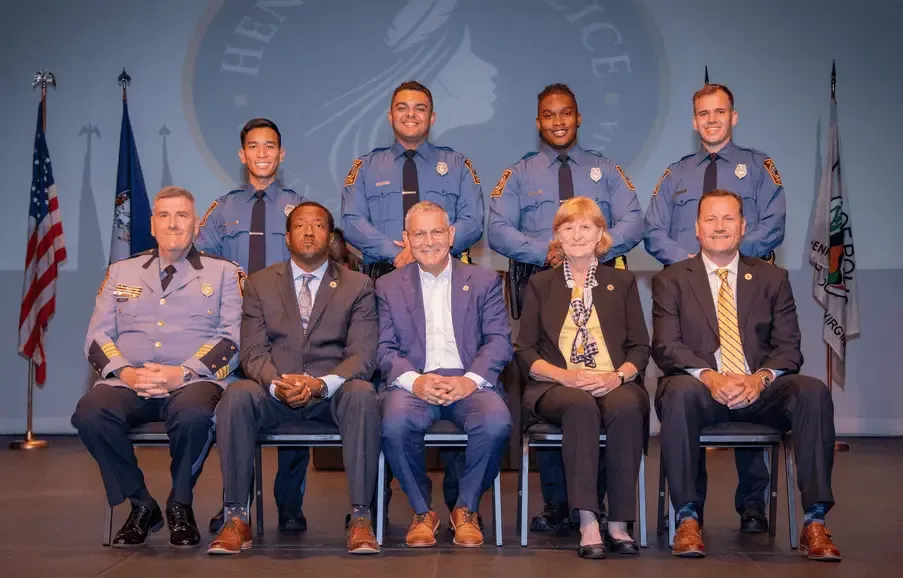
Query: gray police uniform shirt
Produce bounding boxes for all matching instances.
[488,143,644,266]
[86,245,244,388]
[195,182,304,271]
[340,141,484,264]
[644,140,786,265]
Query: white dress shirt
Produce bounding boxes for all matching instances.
[394,258,490,392]
[688,252,780,381]
[269,259,345,400]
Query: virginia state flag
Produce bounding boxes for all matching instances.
[109,99,153,262]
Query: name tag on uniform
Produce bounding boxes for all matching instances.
[375,181,390,187]
[674,189,687,196]
[113,284,142,298]
[224,220,239,226]
[527,190,543,196]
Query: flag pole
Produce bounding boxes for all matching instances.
[11,70,56,451]
[828,59,849,452]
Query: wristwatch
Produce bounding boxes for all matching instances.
[314,378,329,399]
[617,371,625,385]
[759,371,772,389]
[180,366,193,383]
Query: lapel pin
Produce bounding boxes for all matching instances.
[744,273,752,280]
[606,284,614,291]
[201,282,213,297]
[735,164,748,179]
[329,280,337,288]
[462,285,470,292]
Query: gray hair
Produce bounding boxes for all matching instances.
[154,186,195,208]
[404,200,449,231]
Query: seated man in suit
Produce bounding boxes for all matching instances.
[652,189,840,561]
[72,186,244,549]
[208,202,382,555]
[377,201,513,548]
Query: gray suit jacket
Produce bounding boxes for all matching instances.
[239,259,378,388]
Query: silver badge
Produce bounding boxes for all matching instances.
[734,164,747,179]
[284,204,295,216]
[589,167,602,183]
[436,161,448,176]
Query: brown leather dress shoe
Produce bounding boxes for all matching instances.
[347,517,380,555]
[672,518,705,557]
[450,507,484,547]
[207,517,252,555]
[405,510,440,547]
[800,522,842,562]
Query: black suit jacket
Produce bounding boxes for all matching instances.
[650,254,802,376]
[239,259,378,388]
[516,265,651,417]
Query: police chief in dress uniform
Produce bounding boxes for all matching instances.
[72,186,244,549]
[194,118,312,535]
[488,83,645,532]
[340,80,485,513]
[644,83,786,534]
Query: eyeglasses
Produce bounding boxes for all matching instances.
[407,227,449,243]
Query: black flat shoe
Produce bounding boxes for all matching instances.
[278,504,307,533]
[208,508,225,534]
[167,503,200,548]
[604,532,639,555]
[578,542,607,559]
[531,504,569,532]
[739,508,768,534]
[112,502,164,548]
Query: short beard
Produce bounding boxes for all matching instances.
[291,246,328,266]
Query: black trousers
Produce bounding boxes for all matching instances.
[656,374,835,514]
[216,379,381,508]
[535,382,648,521]
[71,382,221,508]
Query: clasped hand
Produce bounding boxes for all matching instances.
[121,363,186,399]
[274,373,321,408]
[412,374,478,405]
[701,370,764,409]
[567,369,621,398]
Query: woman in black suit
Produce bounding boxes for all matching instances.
[517,197,650,559]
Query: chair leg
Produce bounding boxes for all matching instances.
[668,487,675,548]
[102,503,113,546]
[638,453,647,547]
[376,451,386,546]
[768,445,779,539]
[520,436,530,547]
[785,441,799,549]
[493,472,503,547]
[255,445,264,538]
[656,451,666,536]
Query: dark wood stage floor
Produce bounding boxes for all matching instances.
[2,436,898,577]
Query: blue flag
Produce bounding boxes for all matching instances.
[110,100,153,262]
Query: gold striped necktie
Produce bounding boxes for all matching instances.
[716,269,746,374]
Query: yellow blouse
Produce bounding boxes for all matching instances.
[558,285,614,372]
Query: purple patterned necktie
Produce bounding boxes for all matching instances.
[298,274,314,332]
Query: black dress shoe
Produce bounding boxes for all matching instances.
[167,503,200,548]
[112,502,164,548]
[739,508,768,534]
[278,504,307,533]
[208,508,225,534]
[577,542,607,559]
[604,532,639,555]
[530,504,569,532]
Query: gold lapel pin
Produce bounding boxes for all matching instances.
[607,284,614,291]
[744,273,752,280]
[329,281,337,288]
[462,285,470,292]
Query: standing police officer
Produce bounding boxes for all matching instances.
[340,80,485,513]
[72,186,243,549]
[488,83,645,531]
[195,118,311,534]
[644,83,785,533]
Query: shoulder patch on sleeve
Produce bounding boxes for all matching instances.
[615,164,636,191]
[491,169,513,198]
[763,158,782,186]
[236,270,247,298]
[463,158,480,184]
[97,267,110,296]
[199,201,218,227]
[344,158,363,187]
[652,168,670,196]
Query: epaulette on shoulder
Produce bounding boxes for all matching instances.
[433,144,457,153]
[672,153,696,167]
[734,144,767,158]
[584,149,604,157]
[198,251,240,268]
[520,151,539,162]
[281,188,298,194]
[226,188,244,195]
[367,146,390,155]
[126,248,155,260]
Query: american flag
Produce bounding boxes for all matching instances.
[18,102,67,384]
